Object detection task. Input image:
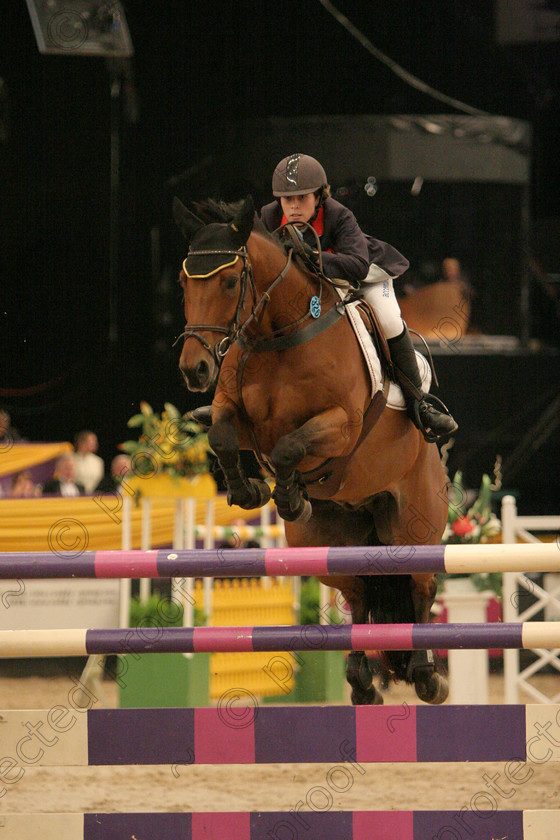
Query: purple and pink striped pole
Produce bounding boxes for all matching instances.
[3,810,553,840]
[1,621,559,657]
[0,542,557,579]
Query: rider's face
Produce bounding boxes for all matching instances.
[280,193,319,226]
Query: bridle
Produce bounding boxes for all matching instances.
[173,247,253,362]
[173,244,295,362]
[174,218,357,368]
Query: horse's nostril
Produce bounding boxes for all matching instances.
[197,360,209,381]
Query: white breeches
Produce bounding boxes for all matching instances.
[359,264,404,339]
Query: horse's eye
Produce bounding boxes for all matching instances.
[225,275,238,290]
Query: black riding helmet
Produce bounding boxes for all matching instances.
[272,153,328,199]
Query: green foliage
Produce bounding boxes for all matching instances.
[299,577,341,625]
[441,470,503,598]
[299,577,320,625]
[120,401,211,478]
[129,593,205,628]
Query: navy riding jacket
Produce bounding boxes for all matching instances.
[260,197,409,285]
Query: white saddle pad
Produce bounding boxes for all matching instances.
[343,299,432,410]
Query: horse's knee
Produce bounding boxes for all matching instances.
[271,435,307,471]
[208,420,238,454]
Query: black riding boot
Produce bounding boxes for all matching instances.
[387,325,458,442]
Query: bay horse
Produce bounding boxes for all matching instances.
[173,195,449,705]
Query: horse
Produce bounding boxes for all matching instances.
[173,194,450,705]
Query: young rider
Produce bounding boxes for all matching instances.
[260,153,457,442]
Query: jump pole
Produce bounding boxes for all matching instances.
[0,811,556,840]
[1,542,558,579]
[1,704,559,765]
[2,621,560,657]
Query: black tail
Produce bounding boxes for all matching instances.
[361,574,415,683]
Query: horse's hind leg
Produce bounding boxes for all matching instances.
[326,575,384,706]
[409,574,449,704]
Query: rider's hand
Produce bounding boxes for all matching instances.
[299,240,318,263]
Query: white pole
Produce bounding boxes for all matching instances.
[182,498,196,630]
[319,582,331,625]
[203,498,214,625]
[502,494,520,704]
[139,498,152,602]
[442,579,492,704]
[119,494,132,628]
[261,502,272,588]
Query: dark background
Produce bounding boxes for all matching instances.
[1,1,559,509]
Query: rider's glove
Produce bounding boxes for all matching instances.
[299,240,319,264]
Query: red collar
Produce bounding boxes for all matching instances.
[281,205,324,236]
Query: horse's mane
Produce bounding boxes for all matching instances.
[192,198,285,252]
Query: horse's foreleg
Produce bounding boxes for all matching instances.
[271,406,353,523]
[409,573,449,704]
[208,419,271,509]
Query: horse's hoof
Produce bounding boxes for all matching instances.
[415,673,449,704]
[290,499,313,525]
[351,685,384,705]
[248,479,272,507]
[277,497,312,524]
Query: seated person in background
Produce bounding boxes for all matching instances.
[0,409,22,445]
[95,454,132,493]
[72,429,105,494]
[441,257,473,299]
[43,454,85,497]
[9,470,41,497]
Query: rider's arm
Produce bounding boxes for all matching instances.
[320,207,370,283]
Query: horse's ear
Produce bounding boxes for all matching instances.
[173,197,204,242]
[229,195,255,246]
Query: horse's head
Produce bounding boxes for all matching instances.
[173,195,255,391]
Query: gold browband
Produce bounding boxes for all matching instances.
[183,255,239,279]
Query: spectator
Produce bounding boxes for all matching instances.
[43,454,85,497]
[9,470,41,497]
[73,430,105,494]
[0,409,22,445]
[441,257,473,299]
[95,454,132,493]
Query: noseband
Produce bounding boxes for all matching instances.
[174,246,294,363]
